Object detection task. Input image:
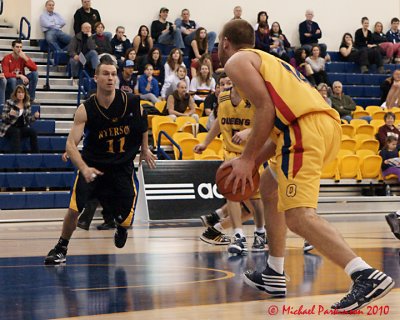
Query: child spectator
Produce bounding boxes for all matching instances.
[380,136,400,180]
[161,65,190,100]
[165,48,185,79]
[138,64,160,104]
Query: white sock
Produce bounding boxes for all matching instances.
[268,255,285,274]
[395,210,400,218]
[215,208,224,219]
[233,228,244,238]
[344,257,372,276]
[213,223,223,232]
[255,227,266,234]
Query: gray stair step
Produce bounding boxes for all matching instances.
[37,84,77,91]
[37,98,76,105]
[0,32,20,39]
[55,121,74,134]
[41,106,77,119]
[37,65,68,73]
[0,27,17,34]
[36,91,77,100]
[0,44,41,51]
[38,78,75,86]
[0,22,14,28]
[38,70,67,77]
[0,38,29,46]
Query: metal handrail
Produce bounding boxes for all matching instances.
[157,131,181,160]
[0,0,4,15]
[77,69,92,106]
[43,45,55,90]
[19,17,31,40]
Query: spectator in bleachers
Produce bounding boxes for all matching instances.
[377,112,400,149]
[161,65,189,100]
[132,25,153,62]
[163,80,198,122]
[269,22,291,62]
[305,44,329,86]
[232,6,242,20]
[139,47,164,88]
[299,9,327,58]
[317,83,332,106]
[254,11,269,32]
[175,9,217,54]
[68,22,99,81]
[0,70,6,106]
[138,64,160,104]
[190,63,216,105]
[92,22,114,62]
[124,48,139,73]
[165,48,185,79]
[386,17,400,54]
[0,84,39,153]
[39,0,71,52]
[204,82,220,117]
[290,48,315,85]
[339,33,382,74]
[379,136,400,179]
[189,28,210,73]
[2,40,38,103]
[331,80,371,123]
[354,17,385,74]
[254,22,270,53]
[118,60,137,94]
[191,53,213,79]
[381,69,400,107]
[372,22,400,64]
[110,26,131,67]
[151,7,185,50]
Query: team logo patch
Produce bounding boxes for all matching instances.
[286,184,297,197]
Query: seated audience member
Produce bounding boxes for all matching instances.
[380,136,400,180]
[386,17,400,54]
[316,82,332,106]
[354,17,385,74]
[381,69,400,106]
[0,85,39,153]
[331,81,371,123]
[269,22,291,62]
[305,44,329,86]
[163,80,198,122]
[92,22,114,61]
[204,83,220,117]
[138,64,160,104]
[0,70,6,106]
[175,9,216,53]
[232,6,242,20]
[165,48,185,79]
[151,7,185,49]
[2,40,38,103]
[377,112,400,149]
[124,48,139,74]
[254,22,270,53]
[373,21,400,64]
[118,60,137,94]
[40,0,71,51]
[254,11,269,32]
[132,25,153,62]
[110,26,131,66]
[191,53,213,79]
[299,9,327,58]
[340,33,382,74]
[290,48,315,84]
[68,22,99,80]
[189,63,216,105]
[189,28,208,62]
[161,65,189,100]
[139,48,164,88]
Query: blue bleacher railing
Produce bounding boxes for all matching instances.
[77,69,93,106]
[0,0,4,15]
[157,131,181,160]
[19,17,30,40]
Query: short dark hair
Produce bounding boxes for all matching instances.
[12,39,22,47]
[95,60,117,75]
[391,17,400,24]
[221,20,255,49]
[361,17,369,23]
[217,72,228,85]
[384,112,396,121]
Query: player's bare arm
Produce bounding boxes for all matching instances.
[193,119,221,154]
[139,106,157,169]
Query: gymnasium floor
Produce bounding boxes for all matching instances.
[0,213,399,320]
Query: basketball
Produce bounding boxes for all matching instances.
[216,165,260,202]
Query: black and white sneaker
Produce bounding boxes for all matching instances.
[44,247,67,265]
[114,226,128,248]
[331,268,394,311]
[243,264,286,297]
[228,233,248,255]
[200,212,220,227]
[303,241,314,253]
[385,212,400,240]
[251,232,267,251]
[200,227,230,245]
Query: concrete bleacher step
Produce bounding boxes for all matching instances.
[38,98,77,105]
[0,32,20,39]
[36,64,67,73]
[55,121,74,134]
[0,22,13,28]
[38,70,68,77]
[0,38,28,46]
[37,84,77,91]
[327,73,388,85]
[36,91,77,100]
[41,105,77,119]
[38,78,76,86]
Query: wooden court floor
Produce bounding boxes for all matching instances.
[0,213,399,320]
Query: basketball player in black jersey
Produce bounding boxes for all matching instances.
[45,60,156,265]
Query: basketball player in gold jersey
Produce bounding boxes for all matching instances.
[218,19,394,311]
[194,74,266,254]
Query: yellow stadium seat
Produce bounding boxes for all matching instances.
[155,101,167,113]
[200,154,224,160]
[341,124,355,138]
[175,116,197,132]
[321,158,340,180]
[350,119,368,129]
[365,106,383,114]
[355,134,374,149]
[341,138,356,151]
[339,155,362,180]
[370,119,385,133]
[352,110,370,119]
[152,116,175,146]
[195,102,205,117]
[199,116,209,129]
[356,149,375,159]
[393,110,400,120]
[207,138,223,154]
[371,111,386,120]
[194,148,216,160]
[337,149,354,158]
[140,100,153,106]
[173,137,199,160]
[355,105,364,112]
[356,124,375,136]
[360,155,382,179]
[173,132,194,142]
[196,132,208,143]
[358,139,379,153]
[155,122,178,146]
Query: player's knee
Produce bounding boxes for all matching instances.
[285,207,317,234]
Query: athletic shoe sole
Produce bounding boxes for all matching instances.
[385,215,400,240]
[228,244,247,255]
[44,256,66,265]
[303,244,314,253]
[242,272,286,297]
[199,235,230,245]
